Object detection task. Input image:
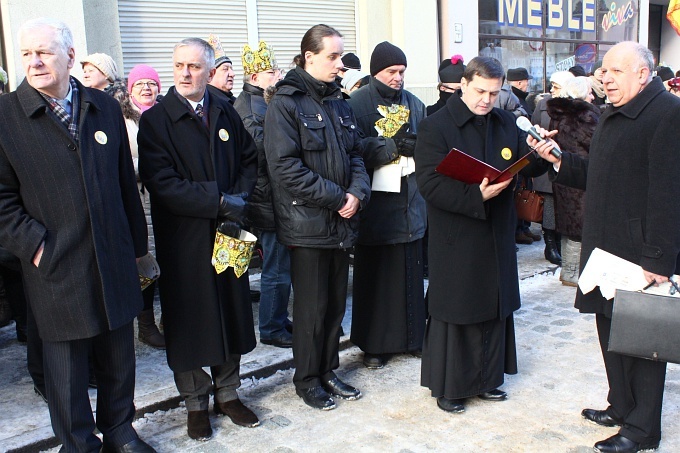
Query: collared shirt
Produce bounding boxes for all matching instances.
[39,78,80,142]
[174,89,210,128]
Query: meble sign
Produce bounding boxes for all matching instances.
[498,0,597,31]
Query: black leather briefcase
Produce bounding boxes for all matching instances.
[608,289,680,364]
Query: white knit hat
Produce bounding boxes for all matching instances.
[80,53,119,83]
[342,69,368,91]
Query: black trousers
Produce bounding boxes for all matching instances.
[43,321,139,452]
[290,247,349,389]
[596,314,667,445]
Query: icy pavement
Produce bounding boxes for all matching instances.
[2,233,678,452]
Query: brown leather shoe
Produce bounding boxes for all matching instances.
[215,398,260,427]
[187,410,212,441]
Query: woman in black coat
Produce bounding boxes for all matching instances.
[547,77,601,286]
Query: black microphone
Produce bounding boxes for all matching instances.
[516,116,562,158]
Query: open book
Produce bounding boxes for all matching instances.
[435,148,533,185]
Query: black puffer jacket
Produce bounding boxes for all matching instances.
[263,66,371,248]
[347,77,427,245]
[234,83,274,230]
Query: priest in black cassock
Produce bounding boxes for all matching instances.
[347,42,427,370]
[414,56,549,413]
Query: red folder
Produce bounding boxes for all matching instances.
[435,148,533,185]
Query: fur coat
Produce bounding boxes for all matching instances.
[547,97,601,239]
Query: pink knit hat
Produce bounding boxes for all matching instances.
[127,65,161,93]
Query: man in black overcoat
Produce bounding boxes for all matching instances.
[138,38,259,441]
[415,56,549,415]
[0,18,153,452]
[531,41,680,453]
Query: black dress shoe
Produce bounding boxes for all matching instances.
[478,389,507,401]
[187,410,212,441]
[582,408,622,427]
[101,438,156,453]
[214,398,260,427]
[594,434,659,453]
[363,353,386,369]
[322,377,362,401]
[296,386,336,410]
[437,397,465,413]
[261,331,293,348]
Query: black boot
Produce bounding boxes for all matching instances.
[543,229,562,266]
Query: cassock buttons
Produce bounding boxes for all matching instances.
[67,143,76,151]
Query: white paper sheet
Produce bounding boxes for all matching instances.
[578,247,680,299]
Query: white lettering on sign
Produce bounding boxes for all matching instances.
[499,0,597,32]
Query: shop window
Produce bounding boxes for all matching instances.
[479,0,638,91]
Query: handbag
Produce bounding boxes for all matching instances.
[514,188,544,223]
[608,289,680,364]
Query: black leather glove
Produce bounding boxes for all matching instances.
[217,220,241,239]
[218,192,248,224]
[392,123,417,158]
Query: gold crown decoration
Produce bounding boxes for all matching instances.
[375,104,411,164]
[137,253,161,290]
[241,40,278,75]
[207,33,226,59]
[211,229,258,278]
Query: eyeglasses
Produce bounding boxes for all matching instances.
[133,81,158,89]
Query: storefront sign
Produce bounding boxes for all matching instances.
[498,0,597,32]
[601,1,635,32]
[555,55,576,71]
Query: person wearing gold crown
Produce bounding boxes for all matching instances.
[138,37,259,441]
[207,34,236,104]
[264,24,370,411]
[233,41,291,348]
[346,41,427,371]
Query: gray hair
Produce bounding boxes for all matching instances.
[628,42,654,83]
[174,38,215,70]
[18,18,73,56]
[559,76,592,100]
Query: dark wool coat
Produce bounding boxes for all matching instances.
[234,83,275,231]
[547,97,601,239]
[347,77,427,245]
[138,86,258,372]
[263,67,370,249]
[554,78,680,316]
[415,92,550,324]
[0,78,147,341]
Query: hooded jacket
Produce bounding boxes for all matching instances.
[234,82,275,230]
[263,66,371,248]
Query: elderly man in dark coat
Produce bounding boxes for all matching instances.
[0,18,153,452]
[138,38,258,441]
[347,41,427,369]
[415,56,549,414]
[531,41,680,453]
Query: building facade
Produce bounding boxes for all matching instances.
[0,1,677,101]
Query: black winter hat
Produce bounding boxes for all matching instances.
[370,41,407,76]
[438,55,465,83]
[568,65,586,77]
[655,66,674,81]
[342,53,361,70]
[507,67,532,81]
